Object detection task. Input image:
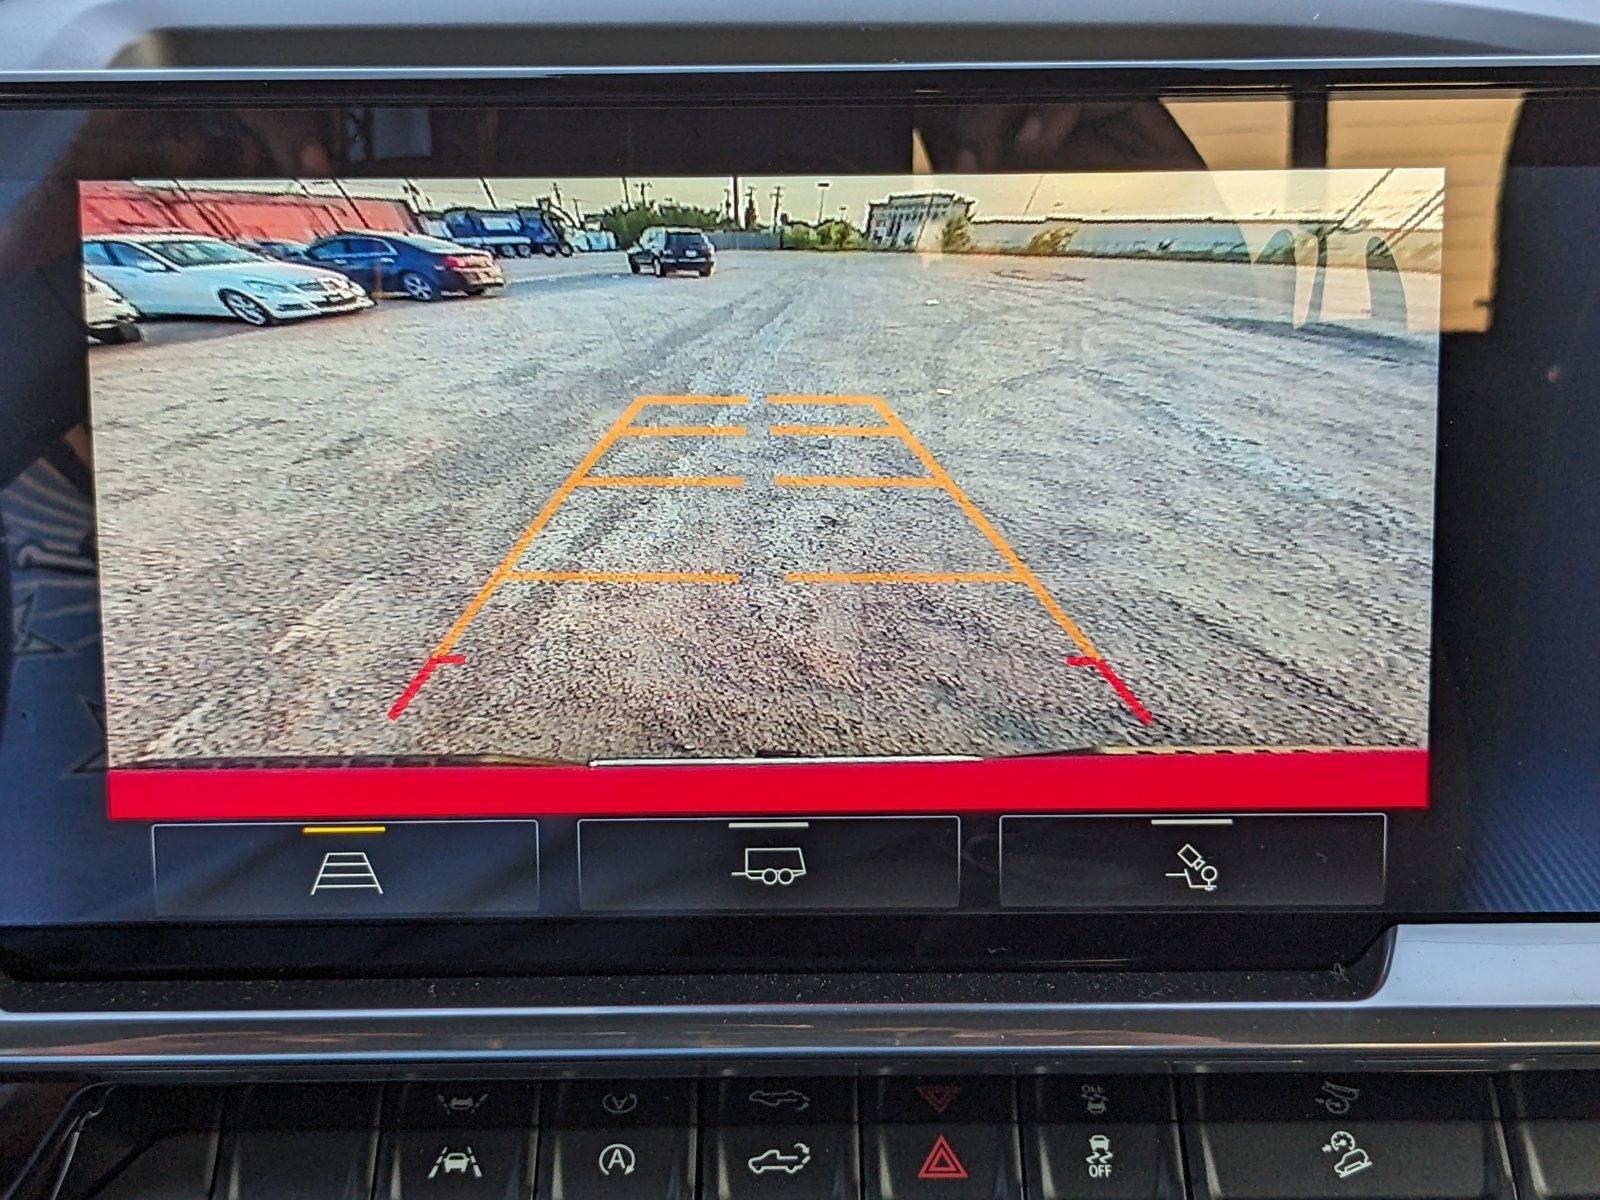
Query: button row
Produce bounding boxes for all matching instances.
[58,1072,1568,1200]
[152,813,1386,916]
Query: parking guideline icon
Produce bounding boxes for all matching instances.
[310,850,383,895]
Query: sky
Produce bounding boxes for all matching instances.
[175,169,1444,230]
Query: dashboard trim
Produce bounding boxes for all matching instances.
[2,52,1600,86]
[1,925,1599,1071]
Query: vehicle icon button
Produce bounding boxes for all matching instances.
[429,1146,483,1179]
[746,1143,812,1176]
[748,1088,811,1113]
[392,1127,530,1196]
[1084,1134,1114,1180]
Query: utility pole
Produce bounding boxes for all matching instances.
[479,177,500,209]
[816,180,830,224]
[731,175,741,225]
[636,181,653,207]
[770,185,784,231]
[551,181,564,212]
[621,177,632,205]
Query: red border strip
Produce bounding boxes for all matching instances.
[108,748,1427,821]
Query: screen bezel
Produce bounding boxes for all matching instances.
[3,61,1596,978]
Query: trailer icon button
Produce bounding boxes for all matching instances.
[733,846,808,886]
[577,816,959,911]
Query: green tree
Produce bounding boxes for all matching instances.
[1023,226,1073,256]
[940,213,974,254]
[598,200,724,248]
[818,219,862,249]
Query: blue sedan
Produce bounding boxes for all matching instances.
[303,232,505,301]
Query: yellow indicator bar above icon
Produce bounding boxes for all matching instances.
[301,825,387,835]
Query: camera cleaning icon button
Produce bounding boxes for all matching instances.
[1164,843,1218,892]
[999,814,1386,909]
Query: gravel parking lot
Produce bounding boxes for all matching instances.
[90,249,1437,764]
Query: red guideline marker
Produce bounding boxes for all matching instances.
[386,653,466,721]
[918,1136,968,1181]
[1068,655,1153,726]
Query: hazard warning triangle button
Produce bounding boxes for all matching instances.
[917,1135,969,1181]
[868,1122,1020,1200]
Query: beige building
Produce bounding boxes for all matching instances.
[865,192,974,250]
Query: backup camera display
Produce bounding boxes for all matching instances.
[81,170,1440,796]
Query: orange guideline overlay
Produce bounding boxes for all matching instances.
[388,393,1150,726]
[769,395,1150,724]
[386,395,747,720]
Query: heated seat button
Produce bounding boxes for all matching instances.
[1503,1073,1600,1200]
[866,1123,1023,1200]
[217,1085,381,1200]
[1186,1074,1506,1200]
[1023,1077,1182,1200]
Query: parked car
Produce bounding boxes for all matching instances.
[81,269,142,344]
[81,234,372,326]
[239,238,312,263]
[628,227,715,277]
[304,232,505,300]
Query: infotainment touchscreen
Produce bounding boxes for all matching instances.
[80,168,1439,829]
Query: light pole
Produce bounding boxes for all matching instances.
[816,180,831,224]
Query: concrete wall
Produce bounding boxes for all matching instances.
[709,230,782,251]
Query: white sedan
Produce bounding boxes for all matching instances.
[80,233,373,326]
[82,269,142,344]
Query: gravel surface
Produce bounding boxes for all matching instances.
[89,250,1437,764]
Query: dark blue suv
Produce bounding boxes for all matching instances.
[304,232,505,301]
[627,226,716,277]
